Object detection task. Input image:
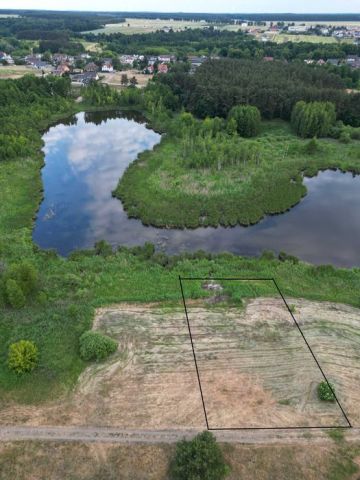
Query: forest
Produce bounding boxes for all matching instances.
[158,58,360,126]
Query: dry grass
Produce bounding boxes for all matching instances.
[0,440,357,480]
[0,65,44,79]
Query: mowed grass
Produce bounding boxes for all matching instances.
[116,120,360,228]
[83,17,211,35]
[272,33,354,44]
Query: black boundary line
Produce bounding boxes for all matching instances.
[179,276,209,430]
[179,276,352,431]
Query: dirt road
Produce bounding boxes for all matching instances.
[1,426,359,445]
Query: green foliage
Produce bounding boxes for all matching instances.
[79,331,118,361]
[228,105,261,137]
[94,240,113,257]
[8,340,38,374]
[170,431,230,480]
[82,82,120,106]
[5,279,26,309]
[4,262,39,297]
[291,101,336,138]
[304,137,320,154]
[317,381,336,402]
[339,131,351,144]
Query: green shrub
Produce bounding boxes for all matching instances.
[94,240,113,257]
[170,431,230,480]
[79,331,118,361]
[8,340,38,374]
[291,101,336,138]
[318,381,336,402]
[228,105,261,137]
[5,279,25,309]
[4,262,39,297]
[304,137,320,154]
[339,131,351,144]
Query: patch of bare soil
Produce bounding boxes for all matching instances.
[0,299,359,430]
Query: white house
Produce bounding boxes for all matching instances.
[102,61,114,72]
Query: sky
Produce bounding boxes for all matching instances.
[1,0,359,14]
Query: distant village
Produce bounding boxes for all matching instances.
[1,21,360,87]
[0,50,212,85]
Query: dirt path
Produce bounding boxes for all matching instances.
[1,426,360,445]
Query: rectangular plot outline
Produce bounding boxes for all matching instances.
[179,276,352,431]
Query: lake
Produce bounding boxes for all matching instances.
[33,111,360,267]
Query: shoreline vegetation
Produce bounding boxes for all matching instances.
[1,74,360,405]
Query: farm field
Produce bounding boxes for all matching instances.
[269,33,354,44]
[2,290,360,430]
[0,65,44,79]
[83,17,211,35]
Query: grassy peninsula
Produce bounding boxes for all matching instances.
[115,118,360,228]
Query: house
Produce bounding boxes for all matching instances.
[316,59,326,65]
[288,25,309,33]
[158,55,174,63]
[0,51,14,64]
[327,58,340,66]
[263,56,274,62]
[84,62,98,72]
[158,63,168,74]
[304,59,315,65]
[144,64,154,74]
[53,64,70,76]
[31,60,52,70]
[188,55,208,74]
[101,61,114,72]
[70,71,99,85]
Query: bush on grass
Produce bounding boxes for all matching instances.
[79,331,118,361]
[8,340,39,374]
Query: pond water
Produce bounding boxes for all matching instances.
[33,111,360,267]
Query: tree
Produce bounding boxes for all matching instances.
[8,340,39,374]
[170,431,230,480]
[5,279,25,309]
[121,73,129,86]
[79,331,118,361]
[130,76,138,87]
[228,105,261,137]
[291,101,336,138]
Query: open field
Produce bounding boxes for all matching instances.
[1,439,358,480]
[268,33,354,44]
[100,70,153,88]
[83,18,211,35]
[80,40,102,53]
[1,294,359,431]
[0,65,44,79]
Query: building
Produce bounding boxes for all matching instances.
[158,63,168,74]
[0,51,14,64]
[188,55,208,73]
[70,71,99,85]
[288,25,309,33]
[84,62,98,72]
[53,64,70,76]
[101,61,114,72]
[327,58,340,66]
[263,56,274,62]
